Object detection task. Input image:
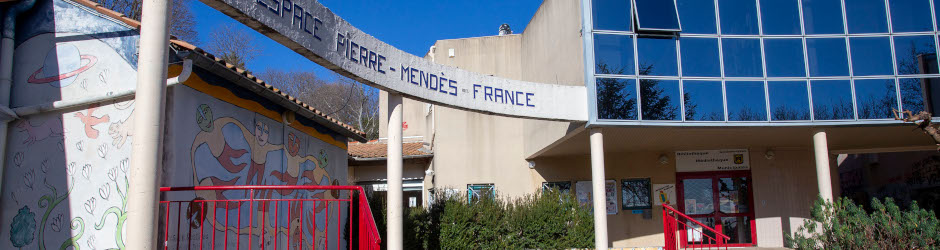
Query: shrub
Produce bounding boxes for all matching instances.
[788,197,940,249]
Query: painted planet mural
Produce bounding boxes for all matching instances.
[27,43,97,88]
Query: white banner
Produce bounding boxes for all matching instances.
[675,149,750,172]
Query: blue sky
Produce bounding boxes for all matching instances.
[190,0,543,81]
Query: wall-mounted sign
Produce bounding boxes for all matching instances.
[197,0,587,121]
[675,149,750,172]
[653,184,676,205]
[575,180,618,214]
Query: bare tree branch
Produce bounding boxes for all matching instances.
[893,109,940,151]
[204,23,262,68]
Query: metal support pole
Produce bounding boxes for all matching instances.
[813,130,834,202]
[126,0,172,247]
[386,93,403,250]
[589,128,609,249]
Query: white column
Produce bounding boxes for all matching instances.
[589,128,608,249]
[126,0,172,248]
[386,93,403,250]
[813,130,834,202]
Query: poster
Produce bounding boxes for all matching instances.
[606,180,618,215]
[575,180,618,214]
[654,184,677,205]
[621,178,651,210]
[675,149,750,172]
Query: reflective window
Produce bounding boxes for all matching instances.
[593,0,632,31]
[719,0,759,35]
[722,38,763,77]
[894,35,939,75]
[683,81,725,121]
[764,39,806,77]
[677,0,717,34]
[768,81,811,121]
[811,80,854,120]
[898,77,940,113]
[845,0,889,34]
[726,81,767,121]
[594,34,635,75]
[634,0,681,31]
[889,0,933,33]
[759,0,801,35]
[596,78,639,120]
[638,37,679,76]
[802,0,845,34]
[680,38,721,77]
[806,38,849,77]
[850,37,894,76]
[640,79,681,120]
[854,79,898,119]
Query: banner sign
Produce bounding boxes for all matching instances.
[197,0,588,121]
[675,149,750,172]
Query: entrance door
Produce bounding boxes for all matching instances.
[676,171,755,247]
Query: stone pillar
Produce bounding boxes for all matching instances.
[813,130,834,202]
[589,128,609,249]
[386,93,403,250]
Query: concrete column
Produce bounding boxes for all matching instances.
[386,93,403,250]
[813,130,834,202]
[589,128,608,249]
[126,0,172,248]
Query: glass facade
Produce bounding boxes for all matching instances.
[588,0,940,125]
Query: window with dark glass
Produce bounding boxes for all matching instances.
[683,80,725,121]
[722,38,763,77]
[764,39,806,77]
[633,0,681,31]
[638,37,678,76]
[899,77,940,114]
[680,38,720,77]
[802,0,845,35]
[849,37,893,76]
[726,81,767,121]
[854,79,897,119]
[811,80,854,120]
[894,35,938,75]
[889,0,933,33]
[845,0,889,34]
[593,0,633,31]
[596,78,638,120]
[719,0,759,35]
[806,38,849,77]
[594,34,635,75]
[468,184,495,202]
[640,79,681,120]
[759,0,801,35]
[677,0,717,34]
[768,81,810,121]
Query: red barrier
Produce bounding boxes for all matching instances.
[662,204,729,250]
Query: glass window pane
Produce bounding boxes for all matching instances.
[759,0,801,35]
[855,79,898,119]
[889,0,933,33]
[682,178,714,215]
[722,38,763,77]
[894,35,939,75]
[638,37,679,76]
[850,37,894,76]
[764,39,806,77]
[806,38,849,77]
[684,81,725,121]
[640,79,681,120]
[678,0,717,34]
[718,177,750,214]
[594,34,635,75]
[593,0,633,31]
[845,0,889,33]
[721,216,753,244]
[769,81,811,120]
[634,0,681,31]
[680,38,721,77]
[596,78,639,120]
[898,77,940,113]
[719,0,759,35]
[811,80,854,120]
[726,81,767,121]
[802,0,845,34]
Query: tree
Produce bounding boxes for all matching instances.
[204,23,262,69]
[91,0,199,43]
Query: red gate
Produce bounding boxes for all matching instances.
[159,185,381,250]
[662,204,729,250]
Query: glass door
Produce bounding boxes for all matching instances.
[677,171,755,247]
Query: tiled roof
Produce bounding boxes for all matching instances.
[70,0,367,140]
[348,141,432,160]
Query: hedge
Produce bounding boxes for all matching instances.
[788,197,940,249]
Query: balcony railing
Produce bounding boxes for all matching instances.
[662,204,729,250]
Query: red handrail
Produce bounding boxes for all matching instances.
[662,204,730,250]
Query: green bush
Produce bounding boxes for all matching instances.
[788,197,940,249]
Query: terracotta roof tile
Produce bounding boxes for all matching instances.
[348,142,431,159]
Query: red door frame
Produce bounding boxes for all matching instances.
[676,170,757,247]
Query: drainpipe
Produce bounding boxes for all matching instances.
[126,0,172,247]
[0,0,38,201]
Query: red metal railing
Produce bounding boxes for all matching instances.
[662,204,729,250]
[159,185,381,250]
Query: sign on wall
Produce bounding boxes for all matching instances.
[653,184,676,205]
[575,180,618,214]
[675,149,750,172]
[197,0,588,121]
